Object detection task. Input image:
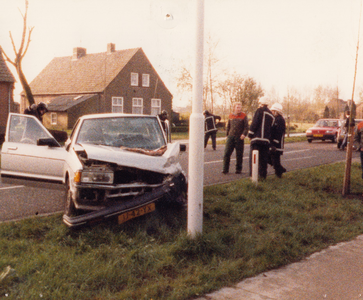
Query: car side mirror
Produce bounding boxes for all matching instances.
[37,137,60,147]
[49,129,68,143]
[180,144,186,152]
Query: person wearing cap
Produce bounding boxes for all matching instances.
[269,103,287,178]
[24,102,48,123]
[204,110,221,150]
[222,102,249,174]
[247,96,275,179]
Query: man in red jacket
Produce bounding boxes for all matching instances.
[222,102,249,174]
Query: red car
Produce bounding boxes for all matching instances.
[306,119,341,143]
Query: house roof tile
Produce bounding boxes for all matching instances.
[47,94,97,111]
[0,48,16,83]
[30,47,141,95]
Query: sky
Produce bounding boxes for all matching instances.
[1,0,363,108]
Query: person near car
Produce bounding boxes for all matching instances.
[158,110,170,141]
[269,103,287,178]
[354,120,363,183]
[340,110,354,151]
[222,102,249,174]
[204,110,221,150]
[248,97,275,179]
[23,102,48,123]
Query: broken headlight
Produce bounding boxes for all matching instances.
[75,169,114,184]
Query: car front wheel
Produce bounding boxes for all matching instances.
[308,139,312,143]
[64,179,77,217]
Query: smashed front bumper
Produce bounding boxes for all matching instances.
[63,173,186,228]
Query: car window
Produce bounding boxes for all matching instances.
[76,117,166,150]
[8,114,51,144]
[315,120,337,127]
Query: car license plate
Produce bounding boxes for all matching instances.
[313,134,323,137]
[118,203,155,224]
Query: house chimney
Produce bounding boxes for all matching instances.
[107,43,115,54]
[72,47,86,60]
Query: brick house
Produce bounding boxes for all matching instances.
[0,47,17,138]
[21,44,173,130]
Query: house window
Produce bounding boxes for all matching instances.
[142,74,150,87]
[151,99,161,115]
[112,97,123,113]
[51,113,57,125]
[132,98,143,114]
[131,73,139,86]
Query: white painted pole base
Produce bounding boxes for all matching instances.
[251,150,259,184]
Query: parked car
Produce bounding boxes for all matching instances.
[306,119,341,143]
[336,118,363,149]
[1,113,187,228]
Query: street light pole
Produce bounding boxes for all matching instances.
[187,0,204,237]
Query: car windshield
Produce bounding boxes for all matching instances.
[76,117,166,150]
[315,120,338,127]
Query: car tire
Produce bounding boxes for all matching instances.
[337,141,342,149]
[332,135,337,143]
[64,180,77,217]
[308,139,312,143]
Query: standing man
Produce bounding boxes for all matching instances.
[340,110,354,151]
[354,120,363,182]
[204,110,221,150]
[158,110,170,142]
[248,97,275,179]
[222,102,249,174]
[269,103,287,178]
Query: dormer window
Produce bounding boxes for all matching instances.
[142,74,150,87]
[131,73,138,86]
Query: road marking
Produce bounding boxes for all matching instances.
[284,156,315,161]
[284,149,311,154]
[0,185,24,190]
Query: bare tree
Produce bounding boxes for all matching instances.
[218,72,245,109]
[204,34,221,112]
[2,0,35,106]
[236,76,264,115]
[175,33,224,112]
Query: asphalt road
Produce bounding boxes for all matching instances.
[0,140,359,222]
[181,140,360,186]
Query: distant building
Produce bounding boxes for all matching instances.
[0,47,17,136]
[21,44,173,130]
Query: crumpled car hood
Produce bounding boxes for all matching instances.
[77,142,183,174]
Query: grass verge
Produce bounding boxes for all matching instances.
[1,162,363,299]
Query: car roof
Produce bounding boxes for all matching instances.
[79,113,157,120]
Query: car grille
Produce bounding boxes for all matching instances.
[114,169,165,185]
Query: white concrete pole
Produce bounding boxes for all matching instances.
[251,150,259,184]
[187,0,204,237]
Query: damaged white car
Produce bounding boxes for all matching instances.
[1,113,187,227]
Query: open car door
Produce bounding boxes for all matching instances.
[1,114,67,183]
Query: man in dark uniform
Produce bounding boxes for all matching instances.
[269,103,287,178]
[24,102,48,123]
[222,102,248,174]
[158,110,170,141]
[204,110,221,150]
[340,110,354,151]
[354,120,363,184]
[248,97,275,179]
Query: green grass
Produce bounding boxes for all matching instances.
[1,162,363,299]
